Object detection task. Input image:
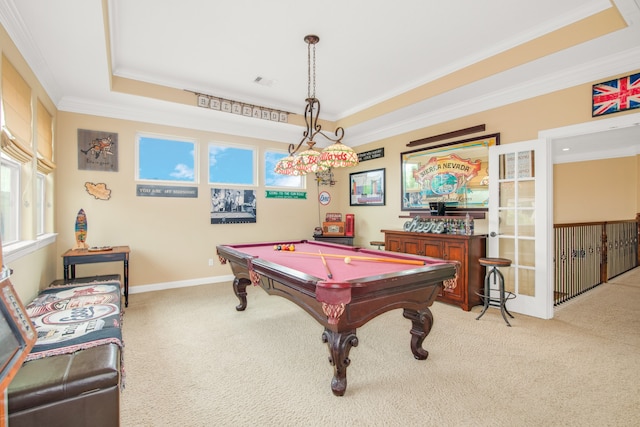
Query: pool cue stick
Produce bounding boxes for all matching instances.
[289,251,425,266]
[318,250,333,279]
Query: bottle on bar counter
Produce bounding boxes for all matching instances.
[465,213,471,236]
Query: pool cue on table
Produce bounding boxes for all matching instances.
[318,250,333,279]
[289,251,425,266]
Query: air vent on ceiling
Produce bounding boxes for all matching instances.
[254,76,275,87]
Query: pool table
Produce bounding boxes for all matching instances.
[216,240,457,396]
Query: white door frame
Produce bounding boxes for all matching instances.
[537,111,640,316]
[540,112,640,145]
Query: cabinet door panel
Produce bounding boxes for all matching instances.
[403,240,420,255]
[445,241,467,264]
[386,238,402,252]
[423,241,442,258]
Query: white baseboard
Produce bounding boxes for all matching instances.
[128,274,236,294]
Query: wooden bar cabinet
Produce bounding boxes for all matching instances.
[382,230,487,311]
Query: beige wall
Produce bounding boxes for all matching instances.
[328,73,640,246]
[7,244,57,303]
[637,155,640,210]
[54,112,324,286]
[554,157,639,224]
[51,72,640,290]
[2,18,639,296]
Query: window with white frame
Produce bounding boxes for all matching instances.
[137,134,197,183]
[35,173,45,235]
[0,154,20,244]
[208,143,256,186]
[264,150,304,188]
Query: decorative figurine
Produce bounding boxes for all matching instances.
[74,208,88,249]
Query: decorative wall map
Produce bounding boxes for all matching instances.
[85,182,111,200]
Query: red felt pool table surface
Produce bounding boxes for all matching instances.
[231,240,447,283]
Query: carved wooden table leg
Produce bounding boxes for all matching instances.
[233,277,250,311]
[321,328,359,396]
[403,308,434,360]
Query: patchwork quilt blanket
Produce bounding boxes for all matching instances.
[24,280,123,361]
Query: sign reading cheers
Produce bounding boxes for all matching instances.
[195,93,289,123]
[403,216,446,234]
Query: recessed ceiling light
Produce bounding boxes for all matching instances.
[562,147,570,151]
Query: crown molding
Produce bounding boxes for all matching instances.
[3,0,639,147]
[0,0,62,102]
[57,95,304,144]
[345,44,640,147]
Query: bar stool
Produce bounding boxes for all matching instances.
[370,240,385,250]
[476,257,516,326]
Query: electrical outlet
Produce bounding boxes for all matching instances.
[208,258,214,266]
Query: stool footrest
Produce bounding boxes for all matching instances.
[475,290,516,301]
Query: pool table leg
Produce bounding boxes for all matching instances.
[321,328,359,397]
[403,308,434,360]
[233,277,251,311]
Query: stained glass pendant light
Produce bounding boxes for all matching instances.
[274,35,358,175]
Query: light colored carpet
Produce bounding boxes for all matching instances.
[120,268,640,426]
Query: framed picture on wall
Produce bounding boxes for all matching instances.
[349,168,385,206]
[210,188,257,224]
[400,133,499,212]
[77,129,118,172]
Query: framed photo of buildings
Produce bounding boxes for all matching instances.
[210,188,257,224]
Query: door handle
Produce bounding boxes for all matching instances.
[490,231,498,237]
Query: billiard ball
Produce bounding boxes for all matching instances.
[344,257,351,264]
[289,244,295,251]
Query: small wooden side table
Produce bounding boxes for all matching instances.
[62,246,130,306]
[313,235,354,246]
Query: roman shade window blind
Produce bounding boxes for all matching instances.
[1,55,33,164]
[36,99,55,174]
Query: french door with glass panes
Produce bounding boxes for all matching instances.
[488,139,554,319]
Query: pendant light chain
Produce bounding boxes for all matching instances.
[307,40,317,99]
[312,42,316,99]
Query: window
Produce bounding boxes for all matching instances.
[35,173,45,235]
[264,150,304,188]
[208,143,255,185]
[0,154,20,244]
[137,134,197,183]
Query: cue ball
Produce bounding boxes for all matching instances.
[344,257,351,264]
